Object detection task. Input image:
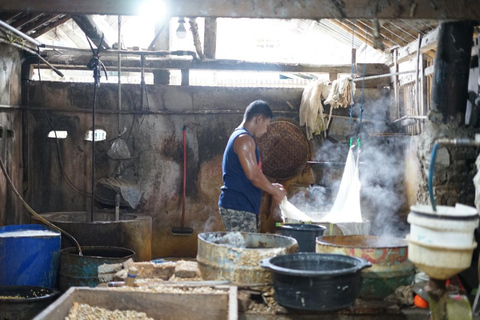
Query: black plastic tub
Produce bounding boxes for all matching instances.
[0,286,59,320]
[260,253,371,311]
[279,224,326,252]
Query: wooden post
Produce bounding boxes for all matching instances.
[188,18,205,60]
[393,48,399,120]
[181,69,189,86]
[204,18,217,59]
[420,54,428,131]
[153,70,170,85]
[431,21,474,122]
[414,34,422,134]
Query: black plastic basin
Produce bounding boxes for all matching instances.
[260,253,371,311]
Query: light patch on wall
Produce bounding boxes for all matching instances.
[47,130,68,139]
[84,129,107,142]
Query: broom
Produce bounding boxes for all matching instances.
[172,126,194,236]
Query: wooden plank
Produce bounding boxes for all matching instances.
[397,27,439,63]
[40,52,390,74]
[34,287,231,320]
[2,0,480,19]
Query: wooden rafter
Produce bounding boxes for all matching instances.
[30,15,71,38]
[330,20,375,48]
[24,14,63,35]
[10,13,43,30]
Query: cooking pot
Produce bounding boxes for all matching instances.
[316,235,415,298]
[260,253,371,311]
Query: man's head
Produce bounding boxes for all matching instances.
[243,100,273,137]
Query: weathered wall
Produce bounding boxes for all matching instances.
[0,44,23,226]
[416,111,477,207]
[24,80,389,258]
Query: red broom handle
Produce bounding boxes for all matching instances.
[182,127,186,227]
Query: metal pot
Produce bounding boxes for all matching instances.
[316,235,415,298]
[260,253,371,311]
[197,232,298,285]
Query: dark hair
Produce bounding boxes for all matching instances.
[244,100,273,121]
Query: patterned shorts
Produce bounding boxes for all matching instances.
[219,207,258,233]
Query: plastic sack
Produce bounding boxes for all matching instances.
[107,137,131,160]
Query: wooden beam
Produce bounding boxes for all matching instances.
[30,15,71,38]
[2,0,480,19]
[71,15,111,49]
[188,18,204,60]
[10,13,43,30]
[23,14,61,35]
[397,27,439,63]
[203,18,217,59]
[40,52,391,74]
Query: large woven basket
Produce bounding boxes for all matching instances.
[256,120,310,180]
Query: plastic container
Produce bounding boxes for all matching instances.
[260,253,371,311]
[408,204,478,247]
[0,224,61,288]
[280,224,326,252]
[407,204,479,280]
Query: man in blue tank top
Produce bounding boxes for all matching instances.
[218,100,286,232]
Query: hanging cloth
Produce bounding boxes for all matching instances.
[321,146,362,224]
[279,197,312,222]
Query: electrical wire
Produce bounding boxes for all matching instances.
[0,147,83,255]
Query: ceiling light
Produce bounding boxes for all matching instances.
[176,18,187,39]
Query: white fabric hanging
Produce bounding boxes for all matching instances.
[322,146,362,224]
[279,197,312,222]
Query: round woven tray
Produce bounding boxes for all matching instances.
[256,120,309,180]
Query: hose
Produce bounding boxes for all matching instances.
[0,155,83,255]
[428,143,439,212]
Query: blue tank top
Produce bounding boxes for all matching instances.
[218,128,262,214]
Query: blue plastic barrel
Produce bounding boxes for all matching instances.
[0,224,61,288]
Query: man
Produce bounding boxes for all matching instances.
[218,100,286,232]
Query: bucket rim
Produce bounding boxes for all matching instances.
[0,224,61,237]
[316,235,408,249]
[260,253,371,277]
[410,204,479,220]
[61,246,135,258]
[0,286,59,302]
[280,223,327,231]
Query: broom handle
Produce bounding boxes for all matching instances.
[182,127,186,228]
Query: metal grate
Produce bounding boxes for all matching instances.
[256,120,309,180]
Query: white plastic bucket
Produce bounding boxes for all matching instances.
[408,204,479,248]
[407,204,479,279]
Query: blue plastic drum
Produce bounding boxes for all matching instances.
[0,224,61,288]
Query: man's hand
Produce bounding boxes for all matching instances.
[271,183,286,205]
